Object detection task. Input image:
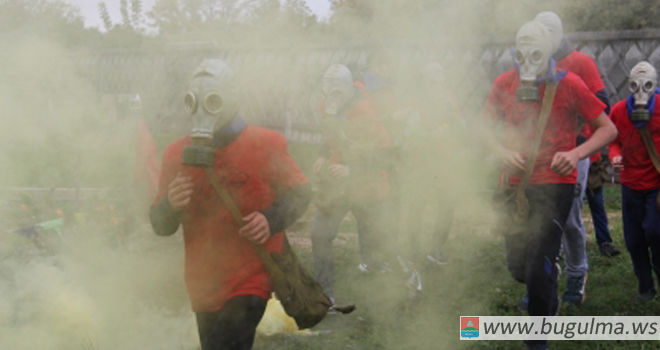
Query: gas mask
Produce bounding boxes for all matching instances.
[513,21,554,103]
[534,11,564,54]
[322,64,355,117]
[629,61,657,122]
[182,59,238,167]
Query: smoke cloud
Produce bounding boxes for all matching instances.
[0,1,590,349]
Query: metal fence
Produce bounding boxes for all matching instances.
[72,28,660,142]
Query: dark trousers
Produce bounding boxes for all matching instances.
[621,185,660,294]
[402,194,453,263]
[311,201,383,296]
[586,186,614,244]
[195,296,267,350]
[504,184,574,317]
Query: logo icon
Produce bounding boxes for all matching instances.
[460,316,480,338]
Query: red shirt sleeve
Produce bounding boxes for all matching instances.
[266,132,307,190]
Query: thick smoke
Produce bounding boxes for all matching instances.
[0,1,588,349]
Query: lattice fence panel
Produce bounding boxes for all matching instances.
[70,29,660,143]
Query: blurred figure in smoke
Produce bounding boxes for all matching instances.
[483,21,616,350]
[311,63,392,304]
[395,61,467,267]
[149,59,310,350]
[533,11,620,309]
[608,61,660,301]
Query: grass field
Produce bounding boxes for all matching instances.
[254,184,660,350]
[2,169,658,349]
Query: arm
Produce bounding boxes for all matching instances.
[574,113,617,160]
[480,123,526,172]
[551,113,617,176]
[149,149,192,236]
[239,132,311,244]
[149,198,182,236]
[259,184,311,233]
[608,113,623,172]
[480,81,526,172]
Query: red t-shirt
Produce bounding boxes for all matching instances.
[322,81,391,202]
[558,50,606,163]
[608,98,660,190]
[483,69,606,185]
[154,126,307,312]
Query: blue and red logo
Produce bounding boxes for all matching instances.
[460,316,480,338]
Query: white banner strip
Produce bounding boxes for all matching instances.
[459,316,660,341]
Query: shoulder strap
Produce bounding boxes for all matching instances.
[203,167,273,262]
[638,127,660,173]
[513,82,559,222]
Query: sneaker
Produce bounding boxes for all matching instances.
[358,261,392,274]
[518,294,529,312]
[426,252,448,266]
[638,289,657,302]
[327,296,339,315]
[599,242,621,257]
[358,262,370,273]
[563,273,587,306]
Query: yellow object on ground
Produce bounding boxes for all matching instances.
[256,296,313,336]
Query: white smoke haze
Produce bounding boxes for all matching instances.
[0,1,602,349]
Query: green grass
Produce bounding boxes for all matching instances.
[254,187,660,350]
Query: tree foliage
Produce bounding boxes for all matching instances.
[0,0,99,48]
[560,0,660,31]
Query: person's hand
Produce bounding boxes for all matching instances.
[551,150,580,176]
[168,172,194,211]
[329,164,350,178]
[500,149,526,173]
[239,212,271,244]
[612,156,624,173]
[313,157,326,175]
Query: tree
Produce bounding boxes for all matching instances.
[0,0,100,48]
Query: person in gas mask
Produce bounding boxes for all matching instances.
[149,59,311,350]
[311,63,391,304]
[608,61,660,301]
[534,11,620,309]
[482,21,617,350]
